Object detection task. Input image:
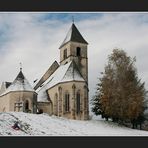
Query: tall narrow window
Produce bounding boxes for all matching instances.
[76,47,81,56]
[76,91,81,114]
[54,93,58,116]
[63,49,67,60]
[65,93,70,112]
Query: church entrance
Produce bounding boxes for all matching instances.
[24,100,31,113]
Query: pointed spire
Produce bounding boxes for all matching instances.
[15,63,24,80]
[16,71,25,80]
[59,23,88,49]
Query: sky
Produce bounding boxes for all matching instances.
[0,12,148,101]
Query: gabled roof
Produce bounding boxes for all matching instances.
[5,82,12,88]
[59,23,88,49]
[0,70,35,96]
[61,61,84,82]
[33,61,59,90]
[0,82,11,95]
[37,61,85,102]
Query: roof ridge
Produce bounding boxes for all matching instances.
[37,62,71,92]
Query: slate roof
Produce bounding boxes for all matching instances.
[37,61,85,102]
[0,70,35,96]
[59,23,88,48]
[5,82,12,88]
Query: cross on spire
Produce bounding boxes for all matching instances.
[20,62,22,71]
[72,16,74,24]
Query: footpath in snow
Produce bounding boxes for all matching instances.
[0,112,148,136]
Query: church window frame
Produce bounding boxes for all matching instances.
[54,93,58,116]
[65,92,70,112]
[76,47,81,56]
[76,91,81,114]
[25,100,29,110]
[63,49,67,60]
[24,100,30,112]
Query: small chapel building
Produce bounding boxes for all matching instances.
[0,22,89,120]
[0,68,37,113]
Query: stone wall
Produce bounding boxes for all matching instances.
[0,94,10,112]
[0,91,37,113]
[46,81,89,120]
[37,102,52,115]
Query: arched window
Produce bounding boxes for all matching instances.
[76,91,81,114]
[63,49,67,60]
[65,93,70,112]
[76,47,81,56]
[25,100,29,110]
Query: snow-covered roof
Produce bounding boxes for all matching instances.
[33,61,59,90]
[37,61,85,102]
[59,23,88,49]
[0,70,35,96]
[0,82,12,95]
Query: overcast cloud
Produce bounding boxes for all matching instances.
[0,12,148,100]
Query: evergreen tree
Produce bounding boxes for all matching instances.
[92,49,147,128]
[91,78,109,120]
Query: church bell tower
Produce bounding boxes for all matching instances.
[59,23,88,83]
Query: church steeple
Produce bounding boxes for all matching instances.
[59,23,88,83]
[59,23,88,49]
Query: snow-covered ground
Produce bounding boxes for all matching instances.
[0,112,148,136]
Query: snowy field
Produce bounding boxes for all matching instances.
[0,112,148,136]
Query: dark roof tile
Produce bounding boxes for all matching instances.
[59,23,88,48]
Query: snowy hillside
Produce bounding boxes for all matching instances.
[0,112,148,136]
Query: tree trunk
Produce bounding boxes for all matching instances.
[132,123,135,129]
[139,123,142,130]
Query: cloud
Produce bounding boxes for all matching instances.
[0,13,148,100]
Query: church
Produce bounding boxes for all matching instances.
[0,22,89,120]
